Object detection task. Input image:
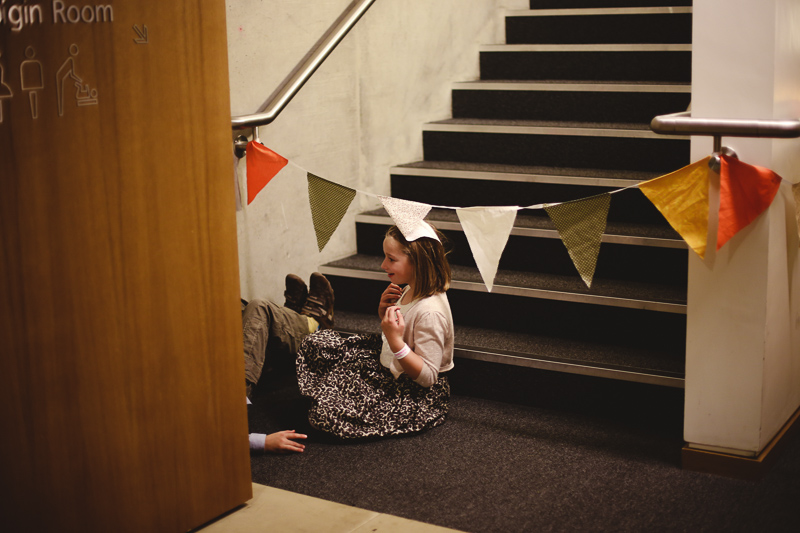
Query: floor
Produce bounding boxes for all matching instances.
[196,483,463,533]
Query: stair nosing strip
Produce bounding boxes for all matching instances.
[454,346,685,388]
[356,213,687,249]
[319,265,687,314]
[452,81,691,93]
[481,43,692,52]
[390,165,654,189]
[506,7,692,17]
[423,122,688,140]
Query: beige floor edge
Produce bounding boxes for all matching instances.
[197,483,463,533]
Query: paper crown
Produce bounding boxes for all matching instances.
[403,220,440,242]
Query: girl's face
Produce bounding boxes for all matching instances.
[381,237,414,287]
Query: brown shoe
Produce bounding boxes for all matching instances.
[284,274,308,313]
[300,272,334,329]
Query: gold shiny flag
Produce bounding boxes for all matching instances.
[545,193,610,288]
[639,157,711,258]
[307,173,356,252]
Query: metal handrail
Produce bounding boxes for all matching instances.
[651,111,800,149]
[231,0,378,133]
[651,111,800,169]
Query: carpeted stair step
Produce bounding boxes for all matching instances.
[359,204,683,242]
[506,7,691,45]
[389,164,673,226]
[451,81,691,124]
[529,0,692,9]
[354,209,688,286]
[323,271,686,378]
[479,44,691,82]
[391,159,663,186]
[421,119,690,174]
[330,308,684,387]
[321,254,687,343]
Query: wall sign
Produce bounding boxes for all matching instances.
[0,1,152,123]
[1,1,114,32]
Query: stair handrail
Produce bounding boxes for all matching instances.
[651,110,800,169]
[231,0,378,151]
[651,110,800,150]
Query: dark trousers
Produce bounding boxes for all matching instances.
[242,299,309,388]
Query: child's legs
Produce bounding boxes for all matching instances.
[242,299,309,387]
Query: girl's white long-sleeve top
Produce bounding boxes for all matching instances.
[380,290,454,388]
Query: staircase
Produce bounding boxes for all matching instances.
[321,1,693,395]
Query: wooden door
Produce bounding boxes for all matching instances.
[0,2,252,531]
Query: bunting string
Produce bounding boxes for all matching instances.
[242,140,797,290]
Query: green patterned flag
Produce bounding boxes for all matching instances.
[545,193,611,288]
[307,173,356,252]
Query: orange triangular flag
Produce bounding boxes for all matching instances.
[718,155,783,250]
[639,157,711,258]
[246,142,288,205]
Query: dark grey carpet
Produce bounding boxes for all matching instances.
[248,359,800,533]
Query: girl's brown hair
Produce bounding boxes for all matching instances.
[385,224,451,298]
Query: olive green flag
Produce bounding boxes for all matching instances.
[545,193,610,288]
[307,173,356,252]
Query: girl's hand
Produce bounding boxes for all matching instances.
[264,430,307,453]
[378,283,403,318]
[381,305,405,349]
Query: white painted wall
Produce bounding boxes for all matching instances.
[686,0,800,455]
[226,0,523,303]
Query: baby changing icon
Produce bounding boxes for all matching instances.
[0,50,13,124]
[56,44,99,117]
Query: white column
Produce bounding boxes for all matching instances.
[686,0,800,456]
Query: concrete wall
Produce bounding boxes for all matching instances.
[226,0,523,303]
[686,0,800,455]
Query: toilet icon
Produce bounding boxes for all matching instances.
[21,46,44,119]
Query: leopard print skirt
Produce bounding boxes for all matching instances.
[296,330,450,439]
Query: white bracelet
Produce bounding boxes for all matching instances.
[393,343,411,359]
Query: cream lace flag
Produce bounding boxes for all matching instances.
[307,173,356,252]
[545,193,610,288]
[379,196,432,239]
[457,206,518,292]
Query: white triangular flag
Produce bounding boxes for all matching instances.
[379,196,433,240]
[457,206,518,292]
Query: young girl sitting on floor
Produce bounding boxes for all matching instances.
[296,221,454,439]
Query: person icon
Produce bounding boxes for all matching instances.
[0,50,14,124]
[20,46,44,119]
